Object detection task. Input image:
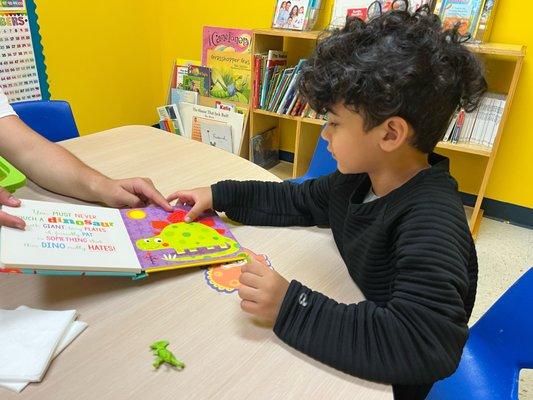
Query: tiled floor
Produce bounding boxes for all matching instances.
[268,165,533,399]
[474,217,533,400]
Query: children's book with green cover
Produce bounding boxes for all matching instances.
[207,49,252,104]
[182,65,212,96]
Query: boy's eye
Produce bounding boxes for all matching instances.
[328,122,338,128]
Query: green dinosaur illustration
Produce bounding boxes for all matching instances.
[150,340,185,370]
[136,221,240,262]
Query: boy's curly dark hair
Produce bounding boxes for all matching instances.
[298,5,487,153]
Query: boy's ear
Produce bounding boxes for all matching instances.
[378,117,411,152]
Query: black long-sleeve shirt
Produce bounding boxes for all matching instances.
[211,153,478,400]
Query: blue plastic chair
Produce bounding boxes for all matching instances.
[12,100,79,142]
[289,132,337,183]
[426,267,533,400]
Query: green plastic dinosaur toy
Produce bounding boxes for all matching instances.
[150,340,185,370]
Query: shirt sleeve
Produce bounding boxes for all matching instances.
[211,172,339,227]
[0,86,16,119]
[273,202,474,385]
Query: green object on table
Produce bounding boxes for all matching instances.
[0,156,26,193]
[150,340,185,370]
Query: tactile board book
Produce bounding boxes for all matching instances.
[0,200,246,279]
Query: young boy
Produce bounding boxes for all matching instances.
[168,7,486,400]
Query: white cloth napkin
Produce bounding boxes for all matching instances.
[0,306,80,383]
[0,309,87,392]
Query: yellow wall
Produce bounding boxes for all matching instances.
[36,0,165,135]
[36,0,532,208]
[479,0,533,208]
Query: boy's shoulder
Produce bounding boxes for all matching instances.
[384,164,470,234]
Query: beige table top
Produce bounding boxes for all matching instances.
[0,126,392,400]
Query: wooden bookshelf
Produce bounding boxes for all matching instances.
[254,108,326,125]
[465,42,526,57]
[253,28,322,40]
[250,29,327,179]
[435,141,492,157]
[250,28,526,238]
[447,44,525,237]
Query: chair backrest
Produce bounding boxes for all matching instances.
[471,267,533,367]
[12,100,79,142]
[290,132,337,183]
[427,268,533,400]
[305,134,337,179]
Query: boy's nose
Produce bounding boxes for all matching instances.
[321,126,331,142]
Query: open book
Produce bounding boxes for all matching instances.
[0,200,246,279]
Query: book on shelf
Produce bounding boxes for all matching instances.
[178,102,245,155]
[0,200,246,280]
[174,58,200,89]
[250,127,279,169]
[207,49,252,104]
[268,67,295,112]
[202,27,253,104]
[472,0,499,43]
[328,0,494,42]
[441,92,506,148]
[276,59,307,114]
[439,0,486,38]
[254,54,326,121]
[170,88,198,105]
[329,0,435,28]
[201,26,253,66]
[260,50,287,109]
[182,65,212,97]
[200,120,233,153]
[156,104,185,135]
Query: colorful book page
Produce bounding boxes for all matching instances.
[119,205,245,273]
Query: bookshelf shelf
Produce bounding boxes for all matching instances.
[465,42,526,57]
[254,108,326,125]
[253,28,322,40]
[435,141,492,157]
[250,27,526,238]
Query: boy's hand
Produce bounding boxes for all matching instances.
[166,187,213,222]
[0,187,25,229]
[238,255,290,324]
[95,177,172,211]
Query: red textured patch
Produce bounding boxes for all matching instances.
[0,267,22,274]
[215,228,225,235]
[168,210,187,223]
[199,218,215,227]
[151,220,169,230]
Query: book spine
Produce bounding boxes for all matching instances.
[253,54,261,109]
[451,109,465,144]
[442,111,458,142]
[266,69,283,111]
[277,71,300,114]
[272,70,293,112]
[268,70,289,111]
[287,90,300,115]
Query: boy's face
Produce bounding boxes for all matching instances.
[323,103,382,174]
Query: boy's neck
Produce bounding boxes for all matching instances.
[369,151,430,197]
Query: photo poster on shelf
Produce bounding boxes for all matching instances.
[272,0,311,31]
[0,0,50,102]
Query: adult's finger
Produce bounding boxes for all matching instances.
[0,211,25,229]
